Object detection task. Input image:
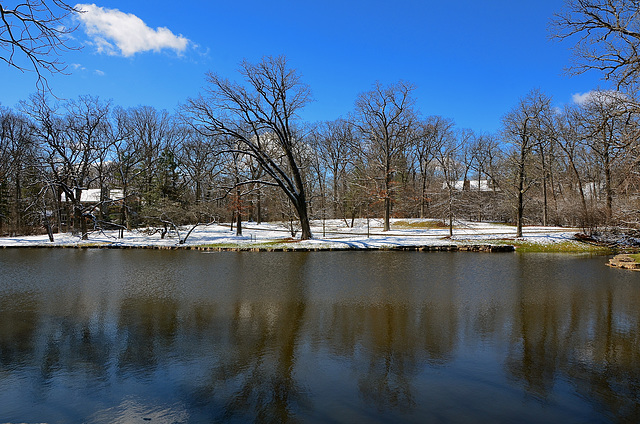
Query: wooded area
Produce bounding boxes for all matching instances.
[1,75,639,240]
[1,0,640,240]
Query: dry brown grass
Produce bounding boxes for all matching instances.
[392,220,449,229]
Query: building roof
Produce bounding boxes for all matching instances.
[62,189,125,203]
[443,180,495,191]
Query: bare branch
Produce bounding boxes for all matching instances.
[0,0,81,91]
[551,0,640,89]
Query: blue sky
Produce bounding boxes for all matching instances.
[1,0,604,133]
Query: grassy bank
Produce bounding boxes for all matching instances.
[628,253,640,262]
[475,239,617,254]
[192,238,610,253]
[392,220,449,229]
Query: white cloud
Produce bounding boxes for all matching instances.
[571,92,594,105]
[94,69,105,76]
[572,90,627,106]
[75,4,190,57]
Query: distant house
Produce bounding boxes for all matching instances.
[62,188,125,203]
[59,188,126,226]
[443,180,497,191]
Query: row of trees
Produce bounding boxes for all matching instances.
[1,62,639,240]
[2,0,640,240]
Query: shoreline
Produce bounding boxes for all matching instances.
[0,242,516,252]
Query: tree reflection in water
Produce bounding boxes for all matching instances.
[0,250,639,422]
[0,293,39,370]
[506,256,640,422]
[189,252,311,423]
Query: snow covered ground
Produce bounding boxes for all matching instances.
[0,219,584,250]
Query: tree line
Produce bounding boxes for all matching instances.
[1,1,640,240]
[1,67,639,240]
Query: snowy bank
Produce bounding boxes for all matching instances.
[0,219,589,252]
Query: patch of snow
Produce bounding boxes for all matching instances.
[0,219,582,249]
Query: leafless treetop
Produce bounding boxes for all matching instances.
[0,0,80,90]
[551,0,640,89]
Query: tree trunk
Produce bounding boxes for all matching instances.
[13,170,21,234]
[119,204,126,238]
[235,177,242,236]
[295,198,312,240]
[604,149,612,221]
[333,174,339,219]
[45,217,54,242]
[448,189,454,236]
[516,188,524,238]
[477,173,483,221]
[541,151,548,227]
[560,144,589,227]
[236,210,242,236]
[256,189,262,224]
[516,145,527,238]
[420,173,427,219]
[100,184,108,223]
[383,170,392,231]
[384,197,391,231]
[56,190,64,233]
[285,149,313,240]
[75,203,88,240]
[119,185,129,238]
[542,176,548,227]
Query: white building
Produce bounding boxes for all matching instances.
[62,188,124,203]
[443,180,496,191]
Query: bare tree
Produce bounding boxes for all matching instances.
[433,127,463,236]
[178,128,222,205]
[354,81,418,231]
[551,1,640,227]
[311,119,357,219]
[556,105,595,226]
[467,132,502,221]
[532,119,558,227]
[112,107,143,234]
[185,56,314,240]
[0,107,35,235]
[502,90,555,237]
[0,0,79,89]
[239,148,268,224]
[551,0,640,89]
[458,128,477,190]
[574,90,637,220]
[120,106,178,204]
[412,116,453,218]
[66,95,116,226]
[215,138,249,236]
[22,93,112,240]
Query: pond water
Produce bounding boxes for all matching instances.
[0,249,639,423]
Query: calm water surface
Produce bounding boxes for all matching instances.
[0,249,639,423]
